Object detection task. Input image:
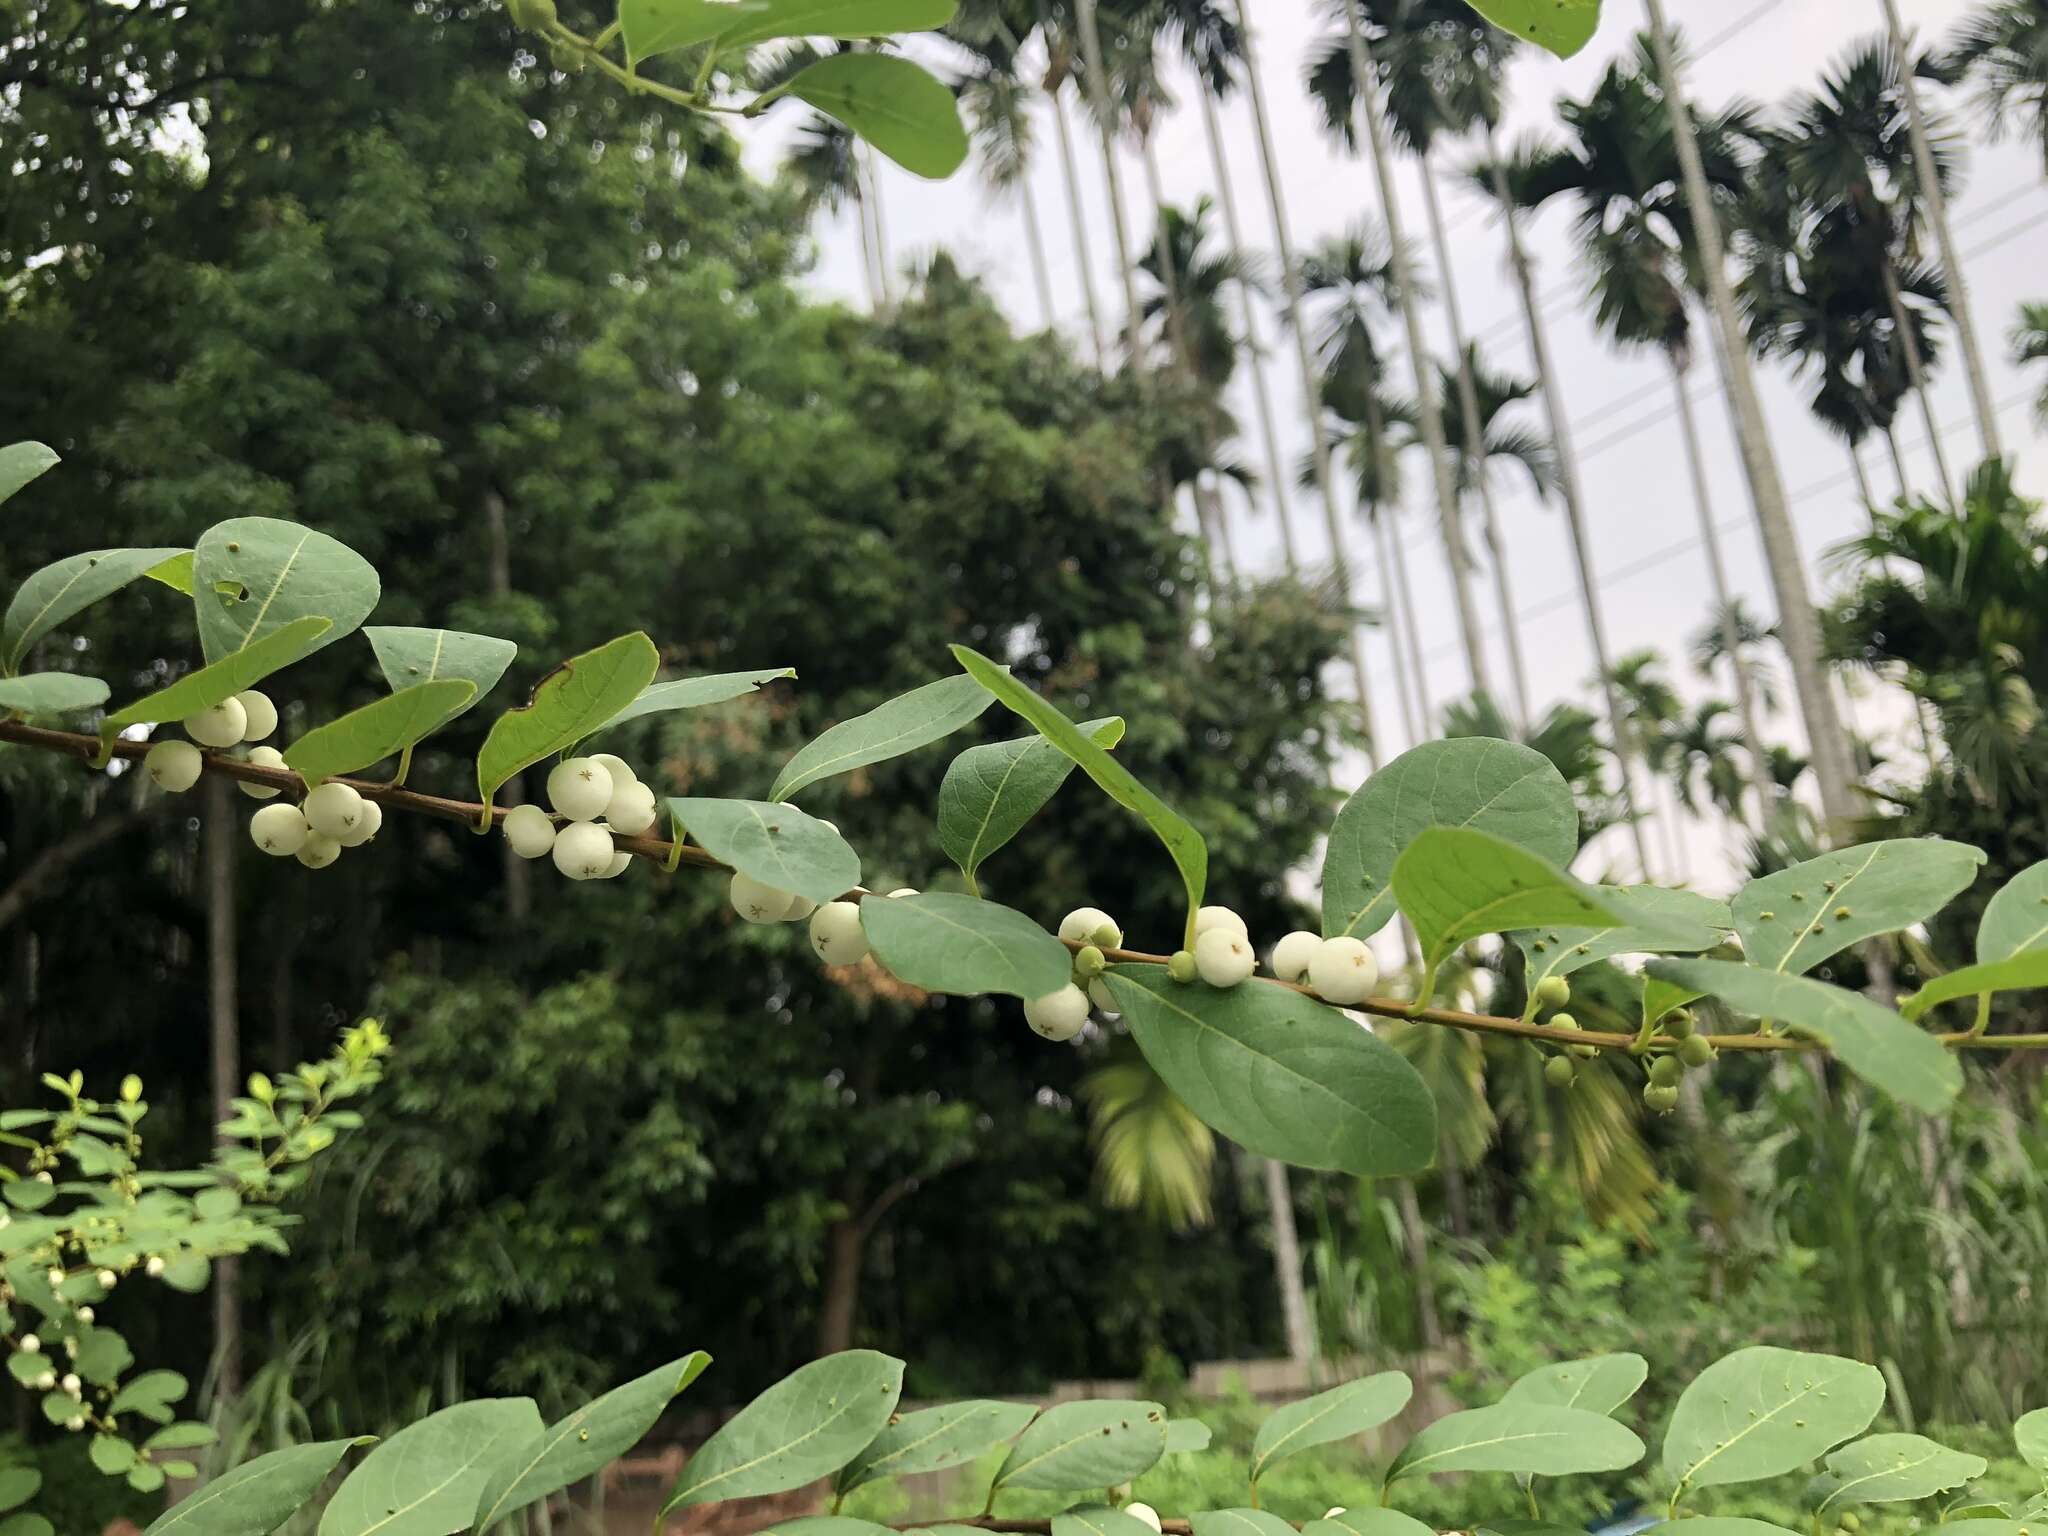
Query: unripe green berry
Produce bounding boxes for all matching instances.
[1644,1083,1680,1114]
[1074,944,1107,980]
[1544,1055,1577,1089]
[1678,1033,1715,1068]
[295,832,342,870]
[1167,950,1198,984]
[145,739,203,793]
[1839,1515,1861,1533]
[183,696,246,748]
[552,821,615,881]
[809,901,869,966]
[1194,927,1256,989]
[1309,936,1378,1005]
[503,803,556,859]
[547,757,614,823]
[1270,929,1321,984]
[1664,1008,1696,1039]
[249,803,310,858]
[233,689,278,743]
[1649,1054,1684,1087]
[1534,976,1571,1010]
[1195,905,1248,941]
[507,0,559,30]
[1023,984,1090,1042]
[303,781,365,841]
[238,745,286,799]
[1059,907,1121,948]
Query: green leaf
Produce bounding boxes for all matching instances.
[106,616,334,729]
[586,668,796,740]
[784,52,968,178]
[1393,827,1621,987]
[993,1400,1167,1492]
[0,443,59,507]
[664,1352,900,1513]
[759,1521,895,1536]
[73,1326,133,1383]
[1638,1524,1799,1536]
[1643,975,1706,1035]
[147,551,195,594]
[1651,959,1962,1113]
[475,633,661,809]
[142,1437,372,1535]
[477,1354,708,1529]
[1514,888,1730,1004]
[2016,1407,2048,1473]
[0,1467,40,1514]
[1900,950,2048,1023]
[320,1397,544,1536]
[1165,1419,1212,1455]
[1933,1524,2037,1536]
[192,517,379,667]
[89,1436,136,1476]
[1902,859,2048,1021]
[859,892,1071,1000]
[1051,1510,1157,1536]
[1662,1345,1886,1493]
[1190,1511,1297,1536]
[618,0,741,60]
[1324,738,1577,943]
[1104,969,1436,1177]
[0,674,109,715]
[283,681,476,787]
[110,1370,189,1423]
[0,1514,54,1536]
[716,0,959,50]
[1463,0,1600,57]
[937,718,1125,883]
[1502,1354,1647,1416]
[142,1423,217,1452]
[364,627,517,735]
[1310,1513,1434,1536]
[2,548,187,674]
[1386,1402,1644,1482]
[1733,838,1985,976]
[772,673,992,802]
[953,645,1207,943]
[1815,1434,1986,1510]
[836,1399,1036,1495]
[1250,1372,1412,1486]
[670,797,860,906]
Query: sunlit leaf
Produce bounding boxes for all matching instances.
[1662,1346,1885,1493]
[1,548,187,674]
[283,681,476,787]
[475,633,660,810]
[994,1400,1167,1492]
[859,892,1071,999]
[664,1351,901,1512]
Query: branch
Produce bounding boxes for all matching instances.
[0,804,155,932]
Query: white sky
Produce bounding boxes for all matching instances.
[745,0,2048,893]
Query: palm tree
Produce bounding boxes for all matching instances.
[1943,0,2048,173]
[1079,1044,1216,1230]
[1639,0,1861,832]
[1669,698,1755,827]
[2013,301,2048,422]
[1603,650,1688,878]
[957,37,1057,330]
[1690,598,1784,716]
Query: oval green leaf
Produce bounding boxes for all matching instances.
[1251,1371,1412,1485]
[1815,1433,1987,1511]
[1311,1513,1434,1536]
[1662,1345,1886,1493]
[1502,1354,1647,1416]
[0,1513,54,1536]
[192,517,379,667]
[0,443,58,507]
[0,1467,40,1514]
[1903,860,2048,1021]
[2,548,187,674]
[859,892,1071,999]
[836,1399,1037,1495]
[0,674,108,716]
[2017,1407,2048,1474]
[786,53,969,178]
[1387,1402,1644,1482]
[1651,959,1961,1113]
[476,1353,709,1530]
[143,1437,372,1536]
[671,797,860,905]
[1733,838,1985,976]
[587,668,795,741]
[1324,738,1577,943]
[320,1397,544,1536]
[283,680,476,788]
[476,632,660,808]
[1900,950,2048,1023]
[106,616,334,730]
[761,1521,895,1536]
[1190,1511,1297,1536]
[772,672,992,802]
[1053,1510,1158,1536]
[719,0,958,50]
[937,717,1125,883]
[663,1350,903,1512]
[1394,827,1621,990]
[1165,1419,1212,1454]
[1515,888,1731,1009]
[1464,0,1600,57]
[1103,968,1437,1177]
[993,1399,1167,1492]
[364,627,517,735]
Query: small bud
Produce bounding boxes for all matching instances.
[61,1373,80,1397]
[33,1371,54,1392]
[65,1414,84,1432]
[248,1072,274,1104]
[75,1307,93,1324]
[19,1335,39,1355]
[1167,950,1198,984]
[1073,944,1107,980]
[96,1269,116,1290]
[120,1075,143,1103]
[46,1268,64,1288]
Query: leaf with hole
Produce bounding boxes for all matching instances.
[0,443,58,507]
[192,517,379,667]
[364,627,517,737]
[476,632,660,809]
[0,674,108,716]
[320,1397,543,1536]
[142,1437,372,1536]
[773,672,991,801]
[859,892,1071,999]
[1251,1372,1412,1486]
[1733,838,1984,976]
[476,1354,708,1529]
[1661,1345,1885,1493]
[664,1351,901,1512]
[105,616,334,730]
[1104,969,1436,1177]
[1387,1402,1643,1482]
[993,1400,1167,1492]
[1464,0,1601,57]
[284,681,476,787]
[586,668,795,742]
[2,549,187,674]
[937,717,1125,883]
[785,53,969,178]
[1651,959,1961,1113]
[1813,1434,1986,1511]
[670,797,860,905]
[1503,1354,1647,1416]
[836,1400,1037,1495]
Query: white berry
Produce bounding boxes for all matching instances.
[145,1257,165,1278]
[1127,1506,1162,1535]
[60,1373,80,1397]
[809,901,869,965]
[295,832,342,870]
[605,779,659,836]
[65,1415,83,1432]
[233,689,278,742]
[183,696,247,748]
[33,1371,53,1392]
[1087,978,1119,1015]
[96,1268,115,1289]
[601,851,632,879]
[1023,985,1091,1041]
[338,797,382,847]
[546,757,614,822]
[1195,927,1256,988]
[249,803,310,857]
[237,745,286,799]
[19,1336,38,1355]
[503,803,556,858]
[74,1308,92,1324]
[1309,937,1379,1005]
[552,821,615,881]
[1326,1511,1348,1521]
[731,871,797,923]
[886,887,918,899]
[589,752,636,789]
[1271,930,1322,984]
[303,781,364,840]
[1195,905,1248,940]
[1059,906,1122,948]
[145,739,203,793]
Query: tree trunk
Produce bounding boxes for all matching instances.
[1073,0,1144,371]
[1885,424,1912,496]
[1878,256,1956,496]
[1260,1158,1313,1364]
[1019,168,1057,332]
[1394,1179,1443,1351]
[1643,0,1859,835]
[1341,9,1492,704]
[1237,5,1381,766]
[1369,510,1420,747]
[816,1200,866,1358]
[205,778,243,1403]
[485,492,531,922]
[1880,0,2003,462]
[1367,397,1434,734]
[864,145,894,309]
[1847,440,1876,508]
[1485,131,1655,879]
[1198,82,1301,572]
[1668,352,1773,824]
[852,175,880,311]
[1044,63,1108,369]
[1419,159,1531,726]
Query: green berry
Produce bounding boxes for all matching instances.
[1550,1011,1579,1032]
[508,0,559,30]
[1665,1008,1696,1039]
[1544,1056,1577,1089]
[1678,1033,1715,1068]
[1074,944,1107,980]
[1167,950,1198,984]
[1840,1516,1861,1533]
[1534,976,1571,1010]
[1644,1084,1680,1114]
[1649,1054,1684,1087]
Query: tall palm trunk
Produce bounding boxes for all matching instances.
[1198,83,1301,572]
[1019,170,1057,331]
[1374,508,1426,743]
[205,779,243,1402]
[1073,0,1144,369]
[1884,422,1912,494]
[1642,0,1859,833]
[1877,257,1956,494]
[1340,7,1494,703]
[1368,396,1435,734]
[1667,351,1772,824]
[1419,161,1531,725]
[1879,0,2003,461]
[1238,6,1380,763]
[1261,1157,1313,1363]
[864,146,894,308]
[1485,133,1656,879]
[1046,72,1109,367]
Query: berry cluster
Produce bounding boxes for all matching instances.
[1531,976,1714,1106]
[500,754,662,881]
